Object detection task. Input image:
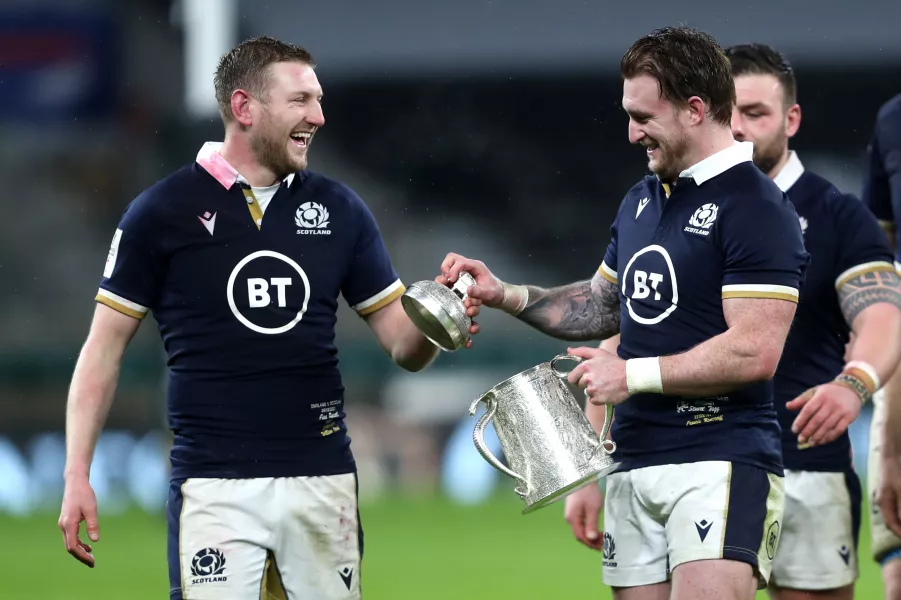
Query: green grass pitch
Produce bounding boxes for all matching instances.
[5,492,884,599]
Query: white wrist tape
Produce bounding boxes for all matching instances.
[626,357,663,395]
[500,282,529,316]
[844,360,880,392]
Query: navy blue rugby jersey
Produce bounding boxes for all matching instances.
[863,93,901,267]
[96,143,405,479]
[770,152,894,472]
[597,142,809,475]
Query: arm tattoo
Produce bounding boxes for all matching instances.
[839,269,901,325]
[516,274,620,341]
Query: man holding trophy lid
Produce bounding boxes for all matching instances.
[435,26,810,600]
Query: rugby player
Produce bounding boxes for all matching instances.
[729,44,901,600]
[57,36,472,600]
[582,44,901,600]
[442,26,808,600]
[862,92,901,600]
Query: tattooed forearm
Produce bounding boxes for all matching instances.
[516,273,620,341]
[839,269,901,325]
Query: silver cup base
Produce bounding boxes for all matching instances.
[521,461,621,515]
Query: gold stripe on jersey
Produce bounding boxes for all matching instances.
[834,261,896,290]
[721,284,799,303]
[355,279,406,316]
[662,182,672,198]
[597,261,618,284]
[240,186,264,230]
[95,289,148,319]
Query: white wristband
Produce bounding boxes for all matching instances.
[626,357,663,395]
[500,282,529,316]
[845,360,880,392]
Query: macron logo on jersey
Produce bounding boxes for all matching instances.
[636,197,650,219]
[198,211,217,236]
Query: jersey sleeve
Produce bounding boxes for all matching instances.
[719,193,809,303]
[599,197,629,285]
[95,194,167,319]
[341,191,405,316]
[832,194,896,291]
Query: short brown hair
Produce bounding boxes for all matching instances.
[725,43,797,108]
[214,36,315,122]
[621,26,735,127]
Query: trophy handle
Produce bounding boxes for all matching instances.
[550,353,582,378]
[551,353,617,456]
[469,393,528,498]
[596,403,617,455]
[450,271,476,301]
[551,353,591,403]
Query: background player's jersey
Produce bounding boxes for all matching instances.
[598,142,808,475]
[97,143,405,479]
[863,93,901,266]
[771,153,894,472]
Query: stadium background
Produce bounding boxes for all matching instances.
[2,0,899,597]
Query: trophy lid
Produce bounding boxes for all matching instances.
[401,279,472,352]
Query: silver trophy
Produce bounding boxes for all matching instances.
[469,354,619,514]
[401,271,476,352]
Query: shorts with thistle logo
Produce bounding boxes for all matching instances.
[167,474,362,599]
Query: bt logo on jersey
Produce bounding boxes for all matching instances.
[621,245,679,325]
[247,278,293,308]
[631,270,663,301]
[227,251,311,335]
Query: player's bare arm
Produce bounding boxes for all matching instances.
[363,297,447,371]
[59,303,142,567]
[439,252,620,342]
[788,267,901,447]
[516,273,620,341]
[838,269,901,382]
[566,295,793,403]
[656,297,795,396]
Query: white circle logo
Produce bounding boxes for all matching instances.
[621,245,679,325]
[226,250,311,335]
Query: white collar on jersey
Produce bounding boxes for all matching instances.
[772,151,805,193]
[196,142,296,190]
[678,141,754,185]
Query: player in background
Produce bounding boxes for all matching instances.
[56,37,474,600]
[570,48,901,600]
[862,92,901,600]
[443,26,808,600]
[727,43,901,600]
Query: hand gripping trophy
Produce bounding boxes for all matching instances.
[402,273,619,513]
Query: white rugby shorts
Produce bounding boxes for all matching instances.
[768,468,861,589]
[602,461,784,589]
[167,474,362,600]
